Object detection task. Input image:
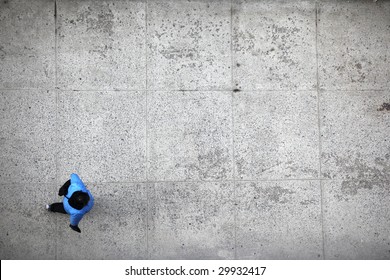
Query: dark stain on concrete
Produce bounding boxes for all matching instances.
[0,46,6,59]
[334,180,383,202]
[265,47,275,55]
[89,44,113,59]
[54,0,57,19]
[159,46,198,60]
[340,180,373,196]
[256,185,295,210]
[377,103,390,111]
[197,147,230,180]
[77,5,115,36]
[323,153,389,180]
[233,88,241,92]
[235,158,246,179]
[334,180,385,202]
[300,199,317,206]
[98,223,110,232]
[267,185,295,204]
[234,30,255,53]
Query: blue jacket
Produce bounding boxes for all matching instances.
[63,173,94,226]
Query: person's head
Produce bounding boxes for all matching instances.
[69,191,90,210]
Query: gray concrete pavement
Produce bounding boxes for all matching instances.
[0,0,389,259]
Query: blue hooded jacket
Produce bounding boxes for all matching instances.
[63,173,94,226]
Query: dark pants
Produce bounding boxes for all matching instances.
[50,180,71,214]
[50,203,67,214]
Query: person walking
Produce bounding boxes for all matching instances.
[46,173,94,233]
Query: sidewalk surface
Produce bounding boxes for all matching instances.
[0,0,389,259]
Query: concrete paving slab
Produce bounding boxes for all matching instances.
[0,183,56,259]
[147,0,231,90]
[0,0,55,89]
[318,0,390,90]
[323,180,390,259]
[233,0,316,90]
[1,0,389,261]
[234,90,320,180]
[320,90,390,180]
[57,0,146,90]
[236,180,323,259]
[148,90,233,181]
[0,90,56,184]
[57,90,146,183]
[148,181,235,259]
[56,182,147,259]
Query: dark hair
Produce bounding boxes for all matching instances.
[69,191,90,210]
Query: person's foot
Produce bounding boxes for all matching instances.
[45,204,51,211]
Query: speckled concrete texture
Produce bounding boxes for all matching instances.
[234,90,320,180]
[147,0,231,90]
[236,180,323,259]
[318,0,390,90]
[233,0,317,90]
[0,0,389,260]
[148,181,235,259]
[57,90,147,183]
[323,180,390,259]
[0,0,55,89]
[0,89,56,184]
[0,183,57,259]
[148,90,233,181]
[57,0,146,90]
[320,90,390,180]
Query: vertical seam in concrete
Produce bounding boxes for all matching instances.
[54,0,58,89]
[230,0,237,260]
[54,0,58,260]
[315,2,326,260]
[315,2,322,179]
[145,0,149,259]
[145,0,149,182]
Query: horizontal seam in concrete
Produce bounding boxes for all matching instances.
[4,178,388,188]
[2,88,388,93]
[79,178,334,185]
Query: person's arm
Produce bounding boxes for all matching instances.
[58,180,71,196]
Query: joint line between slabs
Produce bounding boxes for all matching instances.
[145,0,150,259]
[230,0,238,260]
[54,0,59,260]
[315,2,326,260]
